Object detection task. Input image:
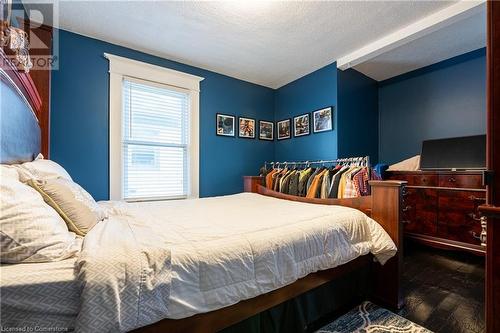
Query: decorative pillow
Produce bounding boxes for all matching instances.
[27,178,107,236]
[15,157,72,183]
[0,166,81,263]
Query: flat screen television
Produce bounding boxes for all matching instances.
[420,135,486,170]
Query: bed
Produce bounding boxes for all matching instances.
[0,48,406,333]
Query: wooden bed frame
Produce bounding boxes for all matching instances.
[2,35,406,333]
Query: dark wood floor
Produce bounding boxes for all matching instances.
[398,242,485,333]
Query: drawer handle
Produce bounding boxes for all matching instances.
[471,217,487,247]
[469,195,486,202]
[402,205,412,212]
[402,220,411,224]
[468,212,481,221]
[448,177,456,183]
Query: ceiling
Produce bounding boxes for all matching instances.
[49,1,484,88]
[353,4,486,81]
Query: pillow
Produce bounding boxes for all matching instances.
[27,178,106,236]
[0,166,81,263]
[15,157,72,183]
[387,155,421,172]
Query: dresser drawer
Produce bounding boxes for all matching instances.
[408,174,438,186]
[385,173,437,186]
[438,174,483,189]
[437,190,485,245]
[402,188,438,235]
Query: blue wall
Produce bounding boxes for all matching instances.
[51,30,274,200]
[274,63,338,161]
[337,68,379,163]
[50,30,486,200]
[273,64,379,164]
[378,48,487,164]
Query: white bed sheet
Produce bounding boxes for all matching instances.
[0,258,79,331]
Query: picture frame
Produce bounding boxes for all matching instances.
[313,107,333,133]
[216,113,235,137]
[277,119,291,140]
[238,117,256,139]
[293,113,310,137]
[259,120,274,141]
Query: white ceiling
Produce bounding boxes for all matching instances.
[353,4,486,81]
[50,0,483,88]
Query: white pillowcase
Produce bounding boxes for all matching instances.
[387,155,421,171]
[0,166,81,263]
[28,177,107,236]
[15,157,72,183]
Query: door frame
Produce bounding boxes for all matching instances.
[481,1,500,332]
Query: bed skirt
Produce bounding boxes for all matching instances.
[220,262,370,333]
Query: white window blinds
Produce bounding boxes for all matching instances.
[122,78,190,201]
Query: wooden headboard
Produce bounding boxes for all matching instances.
[0,49,43,164]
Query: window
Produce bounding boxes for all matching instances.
[106,54,203,201]
[122,78,190,200]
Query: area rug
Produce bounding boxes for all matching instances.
[315,301,433,333]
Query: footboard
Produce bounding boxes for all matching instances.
[244,176,407,309]
[369,180,406,309]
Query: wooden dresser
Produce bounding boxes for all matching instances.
[385,171,486,255]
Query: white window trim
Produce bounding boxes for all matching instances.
[105,53,203,201]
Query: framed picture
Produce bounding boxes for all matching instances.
[313,107,333,133]
[238,117,256,139]
[259,120,274,141]
[293,113,310,137]
[277,119,291,140]
[216,113,235,137]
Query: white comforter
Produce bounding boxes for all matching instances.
[75,193,397,332]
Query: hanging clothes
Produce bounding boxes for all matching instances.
[353,167,370,197]
[342,167,362,199]
[276,168,289,192]
[306,169,328,199]
[320,169,331,199]
[272,169,286,192]
[322,166,340,199]
[329,166,350,199]
[298,168,313,197]
[280,170,296,194]
[288,171,300,196]
[313,169,329,199]
[265,169,278,189]
[259,157,376,199]
[306,168,322,195]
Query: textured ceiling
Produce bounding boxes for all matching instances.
[353,4,486,81]
[53,1,460,88]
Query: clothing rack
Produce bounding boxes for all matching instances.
[260,155,376,199]
[264,156,370,169]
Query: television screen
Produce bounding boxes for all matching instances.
[420,135,486,170]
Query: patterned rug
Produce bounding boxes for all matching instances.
[315,301,433,333]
